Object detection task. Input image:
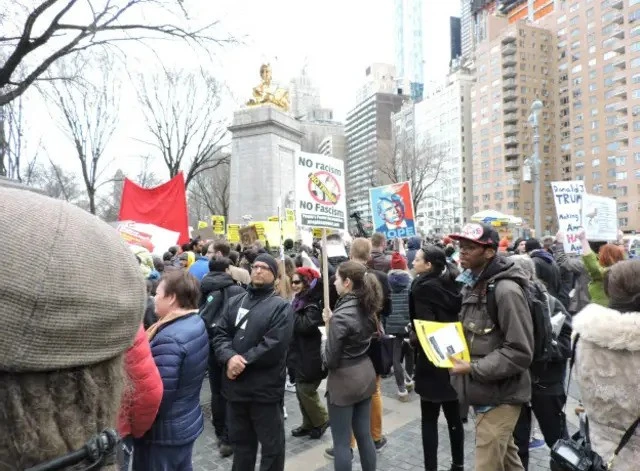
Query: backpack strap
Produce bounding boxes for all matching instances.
[485,280,499,326]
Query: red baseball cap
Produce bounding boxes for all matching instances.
[449,223,500,248]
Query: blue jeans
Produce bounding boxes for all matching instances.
[328,397,376,471]
[133,441,194,471]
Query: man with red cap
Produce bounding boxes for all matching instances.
[447,223,533,471]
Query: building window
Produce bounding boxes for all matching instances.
[592,158,600,167]
[618,218,628,228]
[618,202,629,213]
[617,171,627,180]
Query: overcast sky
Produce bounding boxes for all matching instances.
[15,0,461,179]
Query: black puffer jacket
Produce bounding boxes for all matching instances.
[288,280,326,383]
[386,270,412,335]
[409,270,462,402]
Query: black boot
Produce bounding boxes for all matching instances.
[449,465,464,471]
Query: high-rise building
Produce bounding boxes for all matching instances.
[450,17,463,65]
[461,0,474,59]
[550,0,640,232]
[288,64,322,119]
[394,0,424,101]
[355,63,398,105]
[318,134,346,160]
[345,70,407,226]
[470,21,559,234]
[413,67,474,234]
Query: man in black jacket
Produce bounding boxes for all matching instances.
[200,257,245,457]
[213,253,294,471]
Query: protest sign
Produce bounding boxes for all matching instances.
[369,182,417,239]
[227,224,241,244]
[210,215,226,235]
[295,152,347,230]
[582,194,617,241]
[551,181,586,254]
[285,208,295,222]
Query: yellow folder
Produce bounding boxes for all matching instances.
[413,320,470,368]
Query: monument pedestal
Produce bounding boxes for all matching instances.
[228,105,303,224]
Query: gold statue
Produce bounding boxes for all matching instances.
[247,63,290,112]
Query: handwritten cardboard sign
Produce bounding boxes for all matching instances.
[551,181,585,254]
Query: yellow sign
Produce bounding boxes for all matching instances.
[227,224,241,244]
[268,216,279,222]
[312,228,333,238]
[197,221,208,229]
[211,215,226,235]
[285,208,295,222]
[254,222,267,242]
[413,320,470,368]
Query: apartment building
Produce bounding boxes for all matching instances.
[411,67,473,235]
[551,0,640,231]
[470,20,559,234]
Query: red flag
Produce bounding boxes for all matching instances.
[118,173,189,244]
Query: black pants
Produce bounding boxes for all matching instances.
[421,399,464,471]
[513,393,568,470]
[227,401,285,471]
[208,362,228,444]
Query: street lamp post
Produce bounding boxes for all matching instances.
[528,99,543,237]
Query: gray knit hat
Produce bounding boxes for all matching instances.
[0,188,146,372]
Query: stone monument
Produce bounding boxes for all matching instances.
[228,64,303,224]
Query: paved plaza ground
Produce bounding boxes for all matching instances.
[192,375,580,471]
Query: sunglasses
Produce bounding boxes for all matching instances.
[291,279,303,285]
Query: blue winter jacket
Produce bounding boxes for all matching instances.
[141,313,209,446]
[188,257,210,281]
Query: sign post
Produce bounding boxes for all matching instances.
[295,152,347,307]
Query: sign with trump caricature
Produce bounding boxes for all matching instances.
[369,182,417,239]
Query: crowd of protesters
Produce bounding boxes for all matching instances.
[2,184,638,471]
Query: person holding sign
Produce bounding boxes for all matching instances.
[448,223,533,471]
[409,246,464,471]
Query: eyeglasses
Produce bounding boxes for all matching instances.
[252,264,270,272]
[291,279,302,285]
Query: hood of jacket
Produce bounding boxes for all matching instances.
[387,269,412,292]
[479,254,530,287]
[407,236,421,250]
[573,303,640,351]
[201,271,237,294]
[530,249,554,264]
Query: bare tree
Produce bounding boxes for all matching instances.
[25,157,83,202]
[0,0,233,106]
[136,69,228,187]
[0,96,42,180]
[45,58,118,215]
[188,158,230,221]
[378,136,444,211]
[135,155,162,188]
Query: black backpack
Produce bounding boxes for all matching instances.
[200,287,229,337]
[486,278,554,365]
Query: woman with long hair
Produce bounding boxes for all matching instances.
[410,246,464,471]
[289,267,329,439]
[323,261,381,471]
